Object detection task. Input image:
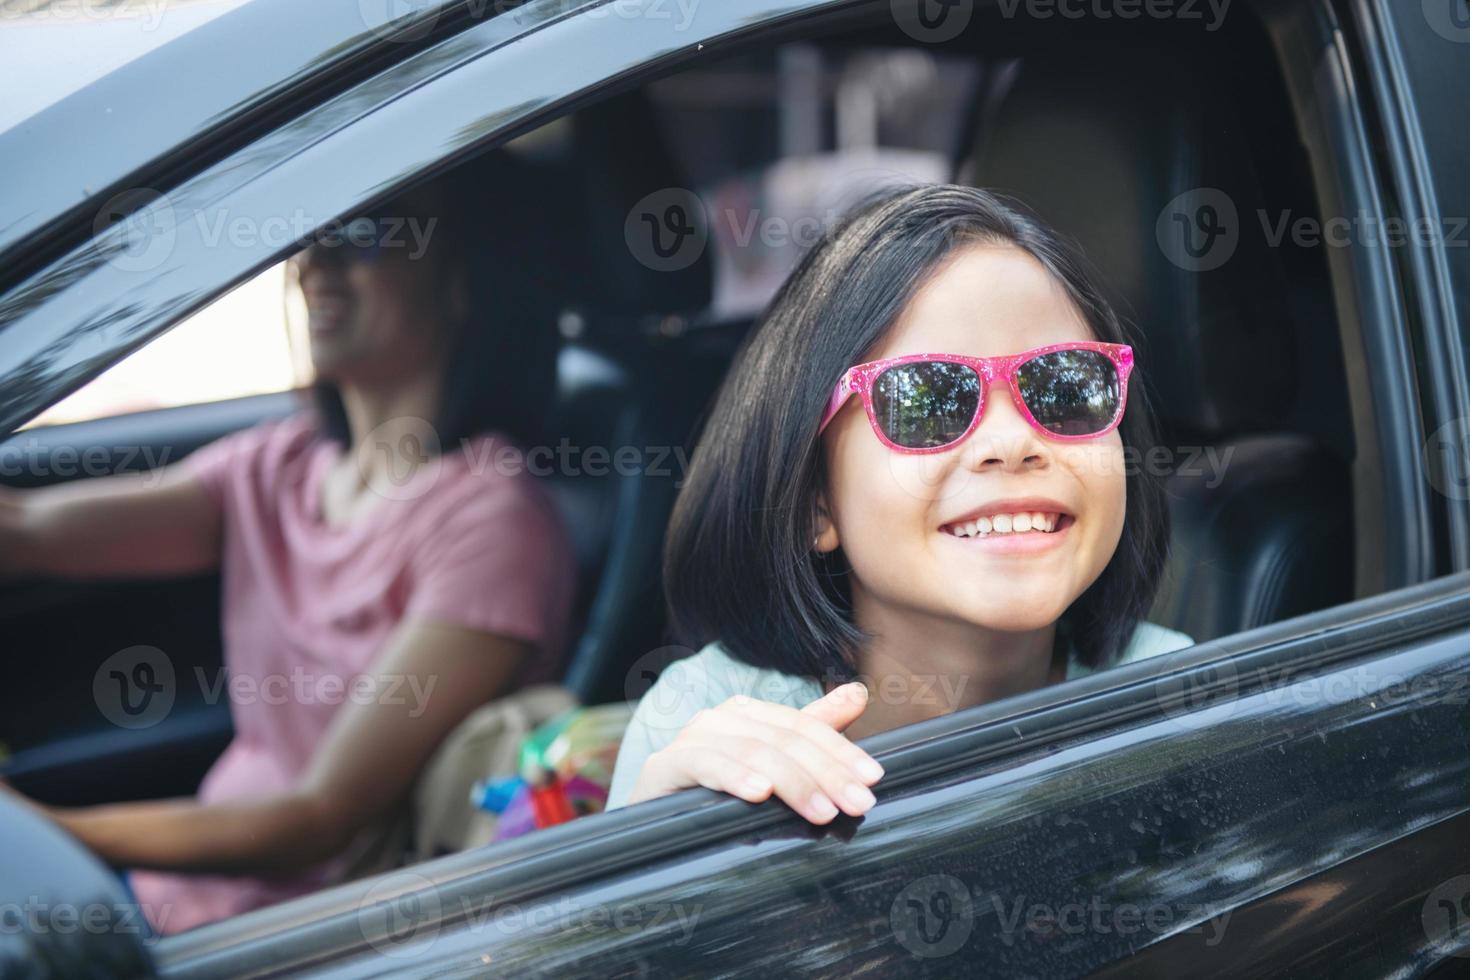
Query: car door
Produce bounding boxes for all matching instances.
[2,0,1466,976]
[154,573,1470,977]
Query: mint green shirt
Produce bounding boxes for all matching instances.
[606,621,1194,810]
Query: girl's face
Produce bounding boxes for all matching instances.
[818,244,1127,635]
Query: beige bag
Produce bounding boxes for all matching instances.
[337,683,579,881]
[410,683,579,860]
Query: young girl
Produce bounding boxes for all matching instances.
[606,184,1191,822]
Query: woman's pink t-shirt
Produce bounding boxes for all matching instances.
[128,414,577,935]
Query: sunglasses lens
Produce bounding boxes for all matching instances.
[305,217,384,264]
[871,361,981,449]
[1017,349,1121,436]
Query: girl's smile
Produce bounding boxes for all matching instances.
[938,509,1077,556]
[937,495,1075,541]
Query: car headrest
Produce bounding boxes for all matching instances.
[473,89,713,339]
[960,43,1297,439]
[447,87,713,340]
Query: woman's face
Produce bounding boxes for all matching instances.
[819,244,1127,635]
[291,194,462,387]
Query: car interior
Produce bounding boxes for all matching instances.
[0,0,1367,912]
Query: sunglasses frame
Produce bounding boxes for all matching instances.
[293,215,393,269]
[818,341,1134,454]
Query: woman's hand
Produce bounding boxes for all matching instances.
[626,682,885,823]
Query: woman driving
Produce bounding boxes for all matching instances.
[0,168,577,933]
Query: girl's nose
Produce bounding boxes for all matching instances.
[961,387,1049,471]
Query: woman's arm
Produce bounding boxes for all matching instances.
[42,618,532,875]
[0,465,222,580]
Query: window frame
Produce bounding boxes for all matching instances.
[1342,0,1470,575]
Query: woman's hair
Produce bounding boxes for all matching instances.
[663,183,1171,679]
[311,156,559,450]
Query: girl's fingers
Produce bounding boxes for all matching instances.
[631,689,888,823]
[691,707,878,817]
[801,681,873,733]
[720,691,884,785]
[652,738,839,823]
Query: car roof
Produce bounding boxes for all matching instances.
[0,0,251,137]
[0,0,457,275]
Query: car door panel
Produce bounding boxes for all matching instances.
[151,572,1470,977]
[1092,808,1470,978]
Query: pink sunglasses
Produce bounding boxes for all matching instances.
[818,341,1133,453]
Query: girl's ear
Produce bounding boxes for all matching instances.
[813,489,840,554]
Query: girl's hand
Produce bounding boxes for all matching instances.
[626,681,885,823]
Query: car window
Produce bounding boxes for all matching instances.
[25,262,306,428]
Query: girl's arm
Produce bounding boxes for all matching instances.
[39,618,533,875]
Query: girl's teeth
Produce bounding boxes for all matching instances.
[945,512,1064,537]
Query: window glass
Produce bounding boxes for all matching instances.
[27,263,308,427]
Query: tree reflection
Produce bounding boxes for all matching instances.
[872,362,979,448]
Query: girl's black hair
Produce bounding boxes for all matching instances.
[311,156,559,450]
[663,183,1171,679]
